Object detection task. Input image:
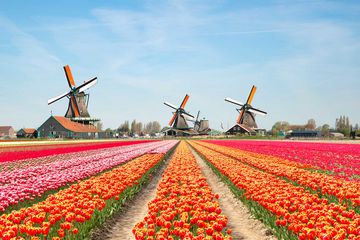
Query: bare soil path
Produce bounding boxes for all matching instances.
[96,144,276,240]
[190,147,277,240]
[94,155,172,240]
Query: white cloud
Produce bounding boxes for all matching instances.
[0,1,359,130]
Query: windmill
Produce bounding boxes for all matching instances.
[225,85,267,134]
[188,111,211,134]
[164,94,195,130]
[48,65,99,125]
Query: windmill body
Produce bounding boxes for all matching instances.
[189,110,211,135]
[65,92,90,118]
[225,85,267,135]
[48,65,100,125]
[173,114,190,129]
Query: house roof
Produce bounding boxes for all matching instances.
[53,116,98,133]
[162,128,199,136]
[330,132,344,137]
[226,124,255,133]
[0,126,13,133]
[20,128,37,134]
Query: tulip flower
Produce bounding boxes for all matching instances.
[133,142,232,239]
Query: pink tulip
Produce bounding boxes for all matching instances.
[0,140,177,212]
[204,140,360,181]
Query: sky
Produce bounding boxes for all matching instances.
[0,0,359,131]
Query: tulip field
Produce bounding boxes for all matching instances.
[133,142,232,240]
[190,140,360,240]
[0,140,178,239]
[1,139,360,240]
[203,140,360,181]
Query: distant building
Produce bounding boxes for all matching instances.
[329,132,345,139]
[0,126,15,139]
[226,124,256,135]
[37,116,99,139]
[289,130,320,138]
[16,128,38,138]
[162,128,198,137]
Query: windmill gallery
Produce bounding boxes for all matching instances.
[37,65,267,139]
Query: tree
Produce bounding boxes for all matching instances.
[321,124,330,137]
[130,120,137,134]
[144,121,161,133]
[306,119,316,130]
[135,122,143,134]
[104,128,113,133]
[271,121,290,135]
[335,115,351,136]
[118,120,162,136]
[152,121,161,133]
[118,121,130,134]
[144,122,153,133]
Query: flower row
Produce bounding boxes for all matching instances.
[133,141,232,240]
[205,140,360,180]
[197,141,360,206]
[0,152,166,239]
[0,141,178,212]
[0,140,152,163]
[190,141,360,240]
[1,142,152,182]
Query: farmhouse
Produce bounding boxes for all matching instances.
[163,128,198,137]
[37,116,99,139]
[0,126,16,139]
[225,124,256,135]
[16,128,38,138]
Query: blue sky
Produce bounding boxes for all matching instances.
[0,0,359,130]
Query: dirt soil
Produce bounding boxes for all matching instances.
[91,154,172,240]
[190,148,277,240]
[94,145,277,240]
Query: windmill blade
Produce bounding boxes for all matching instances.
[48,91,70,105]
[169,112,177,126]
[182,113,195,120]
[225,97,244,106]
[164,101,178,110]
[246,85,257,105]
[70,95,80,117]
[248,107,267,116]
[180,94,190,109]
[196,111,200,122]
[182,111,194,119]
[64,65,76,88]
[77,77,98,93]
[236,108,245,124]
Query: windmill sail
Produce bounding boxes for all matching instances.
[225,85,266,133]
[48,65,97,119]
[164,94,192,129]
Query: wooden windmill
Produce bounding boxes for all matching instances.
[48,65,99,125]
[189,111,211,134]
[225,85,267,134]
[164,94,195,130]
